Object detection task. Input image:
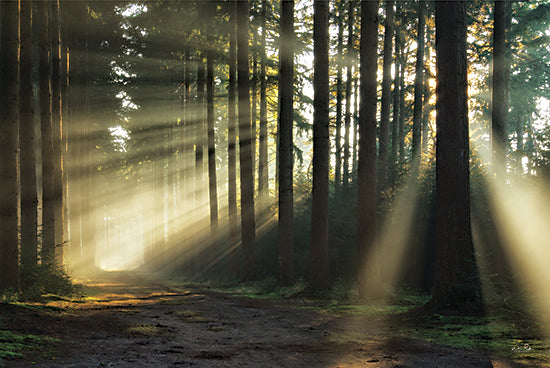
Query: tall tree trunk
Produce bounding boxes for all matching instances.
[492,0,508,180]
[196,58,206,209]
[207,53,218,233]
[343,0,354,186]
[0,0,20,291]
[258,0,269,211]
[412,0,425,160]
[237,0,257,281]
[398,43,406,164]
[357,0,379,297]
[378,0,394,190]
[433,0,481,309]
[39,0,56,265]
[310,0,330,291]
[390,31,401,181]
[334,4,344,187]
[278,0,295,286]
[20,0,39,276]
[51,0,65,265]
[227,0,239,276]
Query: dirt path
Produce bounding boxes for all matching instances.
[4,271,536,367]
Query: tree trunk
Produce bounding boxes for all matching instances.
[207,53,218,233]
[378,0,394,190]
[195,58,206,209]
[39,0,56,265]
[310,0,330,291]
[278,0,295,286]
[0,0,20,291]
[227,0,239,277]
[357,0,379,297]
[334,4,344,187]
[390,31,401,182]
[492,0,508,180]
[343,0,354,186]
[412,0,425,161]
[51,0,65,265]
[237,0,257,281]
[258,0,269,212]
[433,0,481,309]
[20,0,39,275]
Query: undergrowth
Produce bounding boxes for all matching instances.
[0,330,57,367]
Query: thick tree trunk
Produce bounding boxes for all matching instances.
[51,0,65,265]
[258,0,269,211]
[378,0,394,189]
[412,0,425,160]
[310,0,330,291]
[0,0,20,291]
[39,0,57,265]
[278,0,295,286]
[20,0,39,275]
[492,0,508,180]
[237,0,257,281]
[357,0,379,297]
[433,1,481,309]
[227,1,239,276]
[343,0,354,186]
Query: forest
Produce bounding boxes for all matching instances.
[1,0,550,366]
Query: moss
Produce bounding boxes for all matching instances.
[0,330,57,367]
[126,324,161,336]
[174,310,212,323]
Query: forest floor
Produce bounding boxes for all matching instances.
[1,271,548,368]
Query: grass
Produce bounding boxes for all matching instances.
[174,309,212,323]
[0,330,57,367]
[126,324,161,336]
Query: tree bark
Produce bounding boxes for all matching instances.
[278,0,295,286]
[227,0,239,276]
[0,0,20,291]
[433,0,481,309]
[334,4,344,187]
[357,0,379,297]
[378,0,394,190]
[343,0,354,186]
[412,0,426,160]
[207,52,218,233]
[195,58,206,208]
[237,0,257,281]
[39,0,57,265]
[258,0,269,211]
[51,0,65,265]
[310,0,330,291]
[20,0,39,275]
[492,0,508,180]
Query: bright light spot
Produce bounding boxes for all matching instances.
[109,125,130,152]
[118,4,147,18]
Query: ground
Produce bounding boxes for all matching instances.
[1,272,545,367]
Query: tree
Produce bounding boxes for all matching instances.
[412,0,426,160]
[378,0,394,189]
[0,0,20,291]
[334,3,344,186]
[238,0,257,281]
[51,0,65,264]
[20,0,39,274]
[258,0,269,210]
[207,50,218,233]
[492,0,508,180]
[343,0,355,186]
[227,0,239,275]
[39,0,56,265]
[310,0,330,291]
[278,0,295,286]
[357,0,379,297]
[433,0,481,309]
